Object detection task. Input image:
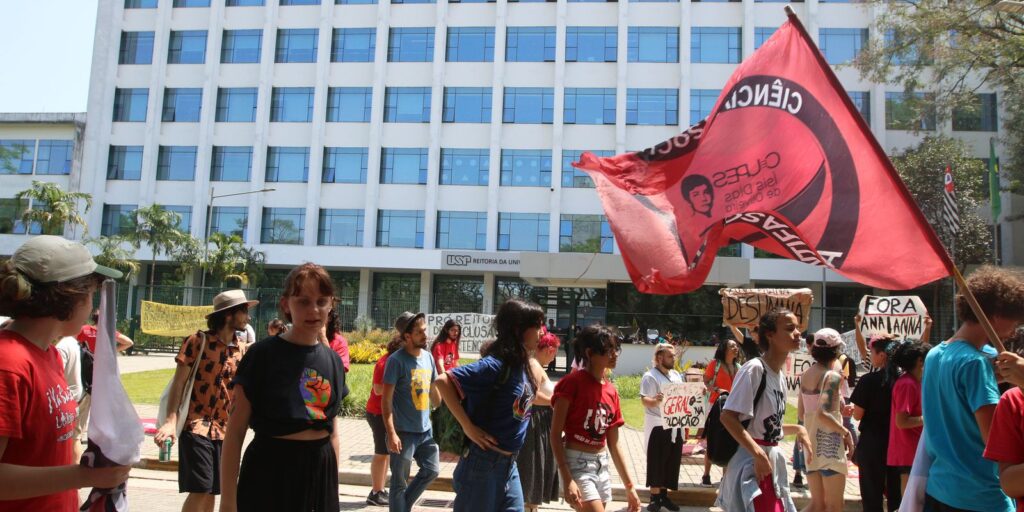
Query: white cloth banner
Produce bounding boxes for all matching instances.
[858,295,928,339]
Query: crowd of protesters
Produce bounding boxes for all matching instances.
[1,234,1023,512]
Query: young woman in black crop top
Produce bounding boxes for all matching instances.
[220,263,348,512]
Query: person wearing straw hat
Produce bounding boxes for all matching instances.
[0,235,131,511]
[155,289,257,512]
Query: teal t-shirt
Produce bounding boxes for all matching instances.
[922,340,1013,512]
[383,349,436,433]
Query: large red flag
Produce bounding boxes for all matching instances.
[574,12,953,294]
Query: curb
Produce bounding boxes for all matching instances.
[137,458,863,510]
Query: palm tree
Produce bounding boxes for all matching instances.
[205,232,266,286]
[122,204,195,299]
[85,236,141,279]
[14,181,93,237]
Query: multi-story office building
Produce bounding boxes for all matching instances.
[8,0,1019,337]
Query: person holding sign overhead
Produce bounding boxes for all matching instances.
[640,343,684,511]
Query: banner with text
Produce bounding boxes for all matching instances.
[140,301,213,338]
[721,288,813,332]
[661,382,708,431]
[857,295,928,339]
[426,313,497,354]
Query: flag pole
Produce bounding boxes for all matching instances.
[781,5,1005,354]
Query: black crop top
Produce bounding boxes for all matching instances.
[233,335,348,437]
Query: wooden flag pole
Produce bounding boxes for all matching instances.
[950,264,1007,354]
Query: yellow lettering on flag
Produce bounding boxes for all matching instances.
[140,301,213,337]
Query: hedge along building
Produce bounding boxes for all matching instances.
[4,0,1014,342]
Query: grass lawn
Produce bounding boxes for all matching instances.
[121,368,174,405]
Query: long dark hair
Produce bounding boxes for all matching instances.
[431,319,461,352]
[713,338,738,368]
[483,298,544,371]
[892,340,931,374]
[326,304,341,340]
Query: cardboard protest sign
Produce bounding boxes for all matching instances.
[720,288,813,332]
[783,352,813,398]
[426,313,496,353]
[140,301,213,337]
[660,382,708,430]
[858,295,928,339]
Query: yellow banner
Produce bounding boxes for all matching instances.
[140,301,213,337]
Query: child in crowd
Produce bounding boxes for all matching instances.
[888,340,930,496]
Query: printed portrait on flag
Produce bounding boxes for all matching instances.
[574,16,952,295]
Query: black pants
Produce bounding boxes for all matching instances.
[855,437,901,512]
[646,427,683,490]
[924,493,975,512]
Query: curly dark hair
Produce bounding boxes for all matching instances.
[207,303,248,332]
[757,307,795,353]
[483,298,545,372]
[892,340,931,374]
[574,325,621,368]
[326,304,341,340]
[0,260,102,321]
[956,265,1024,324]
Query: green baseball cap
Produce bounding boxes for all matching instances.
[12,235,123,283]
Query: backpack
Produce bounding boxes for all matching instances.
[705,358,768,467]
[79,340,94,395]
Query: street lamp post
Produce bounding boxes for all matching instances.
[201,186,275,289]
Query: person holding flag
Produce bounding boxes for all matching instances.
[0,236,131,511]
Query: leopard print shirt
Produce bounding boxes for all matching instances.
[174,331,245,440]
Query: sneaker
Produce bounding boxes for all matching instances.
[792,474,806,490]
[646,500,663,512]
[659,494,680,512]
[701,474,712,486]
[380,489,389,499]
[366,490,388,506]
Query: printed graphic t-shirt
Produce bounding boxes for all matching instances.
[887,373,922,466]
[233,335,347,437]
[175,330,244,440]
[0,330,78,512]
[723,358,786,444]
[984,387,1024,512]
[922,341,1012,512]
[383,349,436,433]
[552,369,624,449]
[432,340,460,373]
[365,352,389,415]
[449,355,535,452]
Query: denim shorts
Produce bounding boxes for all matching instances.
[566,449,611,504]
[809,468,842,478]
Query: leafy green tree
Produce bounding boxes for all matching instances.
[205,232,266,286]
[85,236,140,279]
[855,0,1024,195]
[122,204,195,298]
[891,135,992,265]
[13,181,93,237]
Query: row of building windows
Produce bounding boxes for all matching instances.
[0,139,75,176]
[106,145,618,187]
[112,84,999,131]
[118,26,875,66]
[126,0,851,8]
[94,202,612,252]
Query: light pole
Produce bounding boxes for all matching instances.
[201,187,275,289]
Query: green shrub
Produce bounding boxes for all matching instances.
[338,363,375,417]
[610,373,641,400]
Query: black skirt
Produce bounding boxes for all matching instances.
[237,436,339,512]
[516,405,560,505]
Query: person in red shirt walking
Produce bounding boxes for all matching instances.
[551,325,641,512]
[985,352,1024,512]
[0,235,130,511]
[431,319,461,375]
[364,332,403,506]
[888,340,930,496]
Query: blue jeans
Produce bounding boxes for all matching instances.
[793,420,806,473]
[389,430,440,512]
[452,444,524,512]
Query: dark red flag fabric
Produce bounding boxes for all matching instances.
[574,14,953,294]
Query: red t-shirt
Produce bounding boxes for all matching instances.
[75,324,123,354]
[431,340,460,373]
[365,353,389,415]
[0,331,78,512]
[984,386,1024,512]
[551,369,624,449]
[329,334,351,372]
[888,373,923,466]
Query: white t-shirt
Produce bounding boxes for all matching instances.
[723,357,787,444]
[639,367,683,420]
[55,336,84,402]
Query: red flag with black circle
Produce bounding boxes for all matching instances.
[574,12,953,294]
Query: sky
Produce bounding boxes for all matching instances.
[0,0,99,113]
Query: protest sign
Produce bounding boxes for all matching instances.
[661,382,708,430]
[720,288,813,332]
[840,330,862,365]
[783,351,813,398]
[858,295,928,339]
[425,312,496,354]
[140,301,213,337]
